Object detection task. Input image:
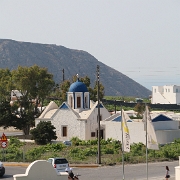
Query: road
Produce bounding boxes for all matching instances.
[3,161,178,180]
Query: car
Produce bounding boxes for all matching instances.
[47,157,69,172]
[0,161,5,177]
[63,140,72,146]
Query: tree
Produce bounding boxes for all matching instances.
[134,103,145,118]
[0,101,18,128]
[59,80,71,102]
[0,69,13,101]
[91,80,105,102]
[11,65,55,107]
[0,65,55,135]
[0,69,18,130]
[30,121,57,145]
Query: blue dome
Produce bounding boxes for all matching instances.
[69,79,88,92]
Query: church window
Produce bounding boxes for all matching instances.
[91,132,95,137]
[85,97,88,108]
[70,96,73,108]
[62,126,67,137]
[77,97,81,108]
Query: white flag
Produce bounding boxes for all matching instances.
[144,106,159,150]
[121,109,130,152]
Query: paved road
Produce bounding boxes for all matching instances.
[72,161,177,180]
[3,160,178,180]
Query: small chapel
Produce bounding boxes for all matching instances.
[35,76,111,141]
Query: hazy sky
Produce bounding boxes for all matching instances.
[1,1,180,90]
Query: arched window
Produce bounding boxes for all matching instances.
[85,96,88,108]
[70,96,73,108]
[77,97,81,108]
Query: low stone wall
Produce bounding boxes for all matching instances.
[13,160,68,180]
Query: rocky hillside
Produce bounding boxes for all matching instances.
[0,39,151,97]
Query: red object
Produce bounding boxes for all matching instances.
[1,133,7,142]
[1,141,7,148]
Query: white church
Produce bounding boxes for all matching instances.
[35,77,110,141]
[35,80,180,145]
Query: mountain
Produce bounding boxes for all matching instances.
[0,39,151,97]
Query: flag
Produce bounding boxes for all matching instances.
[144,106,159,150]
[121,109,130,152]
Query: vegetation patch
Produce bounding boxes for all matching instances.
[1,137,180,165]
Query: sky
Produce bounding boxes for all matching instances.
[0,0,180,90]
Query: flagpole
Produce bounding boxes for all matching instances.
[121,106,125,180]
[145,105,148,180]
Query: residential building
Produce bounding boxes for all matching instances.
[151,85,180,104]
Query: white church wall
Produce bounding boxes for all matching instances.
[79,120,86,140]
[102,121,146,144]
[156,130,180,144]
[153,121,179,130]
[52,109,83,141]
[87,107,111,140]
[102,121,180,145]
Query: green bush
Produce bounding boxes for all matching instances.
[30,121,57,145]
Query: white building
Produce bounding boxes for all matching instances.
[35,78,110,141]
[102,112,180,145]
[35,80,180,145]
[151,85,180,104]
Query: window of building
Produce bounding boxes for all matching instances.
[85,97,88,108]
[77,97,81,108]
[62,126,67,137]
[176,89,178,93]
[70,96,73,108]
[154,89,156,93]
[91,132,95,137]
[168,89,170,92]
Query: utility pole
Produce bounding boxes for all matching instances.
[97,65,101,164]
[62,69,65,81]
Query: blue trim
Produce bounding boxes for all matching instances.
[73,92,75,109]
[96,104,103,108]
[83,93,84,108]
[152,114,173,122]
[112,116,132,122]
[59,103,69,109]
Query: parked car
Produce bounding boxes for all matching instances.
[47,157,69,172]
[63,140,72,146]
[0,161,5,177]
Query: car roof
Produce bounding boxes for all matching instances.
[49,157,67,160]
